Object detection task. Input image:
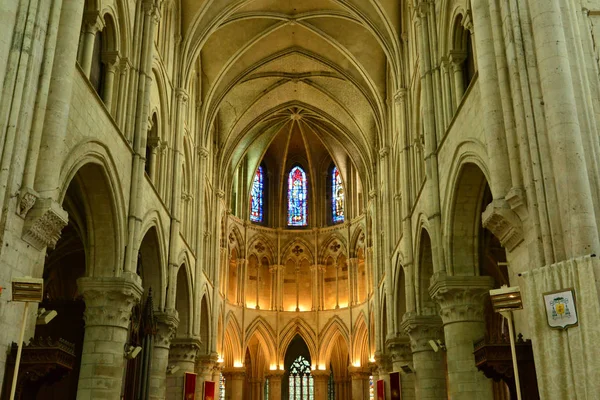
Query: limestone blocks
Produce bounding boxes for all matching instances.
[77,273,144,329]
[429,272,494,325]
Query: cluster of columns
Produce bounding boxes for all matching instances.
[379,273,495,400]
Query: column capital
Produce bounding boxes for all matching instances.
[101,51,121,70]
[154,310,179,349]
[265,369,286,379]
[22,197,68,250]
[449,50,467,67]
[222,367,246,379]
[147,135,161,148]
[77,273,143,329]
[347,366,370,379]
[429,273,494,325]
[170,337,202,363]
[312,370,331,381]
[82,11,105,34]
[400,313,443,353]
[386,335,412,362]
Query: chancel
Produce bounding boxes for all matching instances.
[0,0,599,400]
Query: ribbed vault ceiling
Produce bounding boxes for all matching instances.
[181,0,402,189]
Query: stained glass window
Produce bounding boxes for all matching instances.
[287,166,308,226]
[331,166,344,223]
[369,375,374,400]
[219,373,226,400]
[289,355,313,400]
[250,165,265,222]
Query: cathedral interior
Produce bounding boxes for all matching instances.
[1,0,600,399]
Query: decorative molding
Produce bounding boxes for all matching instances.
[429,272,494,325]
[169,337,201,363]
[77,273,143,329]
[22,198,68,250]
[482,199,524,251]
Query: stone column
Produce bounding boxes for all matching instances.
[167,337,201,400]
[348,367,370,400]
[101,51,119,110]
[195,354,219,399]
[387,337,416,400]
[80,11,104,77]
[430,274,494,400]
[150,311,179,400]
[266,370,285,400]
[223,367,246,400]
[449,51,466,106]
[312,370,330,400]
[76,273,143,400]
[401,314,446,400]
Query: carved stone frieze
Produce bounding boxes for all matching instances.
[482,199,524,251]
[22,197,68,250]
[401,313,443,353]
[154,310,179,349]
[77,273,143,329]
[429,272,494,325]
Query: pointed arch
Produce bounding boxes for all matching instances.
[278,318,317,366]
[318,233,348,264]
[352,312,370,366]
[245,317,277,365]
[318,316,349,367]
[224,312,243,367]
[247,233,275,265]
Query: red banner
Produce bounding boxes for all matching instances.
[377,379,385,400]
[390,372,402,400]
[184,372,197,400]
[204,381,216,400]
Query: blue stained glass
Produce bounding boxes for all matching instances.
[250,165,264,222]
[332,166,344,223]
[287,166,308,226]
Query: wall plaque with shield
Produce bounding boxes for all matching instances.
[543,288,578,329]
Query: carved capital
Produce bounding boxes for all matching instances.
[154,310,179,349]
[401,313,443,353]
[82,11,105,34]
[77,273,143,329]
[169,337,201,363]
[22,198,68,250]
[386,335,412,363]
[379,146,390,158]
[101,51,120,70]
[147,135,161,149]
[429,273,494,325]
[196,353,219,375]
[216,190,225,199]
[482,199,524,251]
[449,50,467,68]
